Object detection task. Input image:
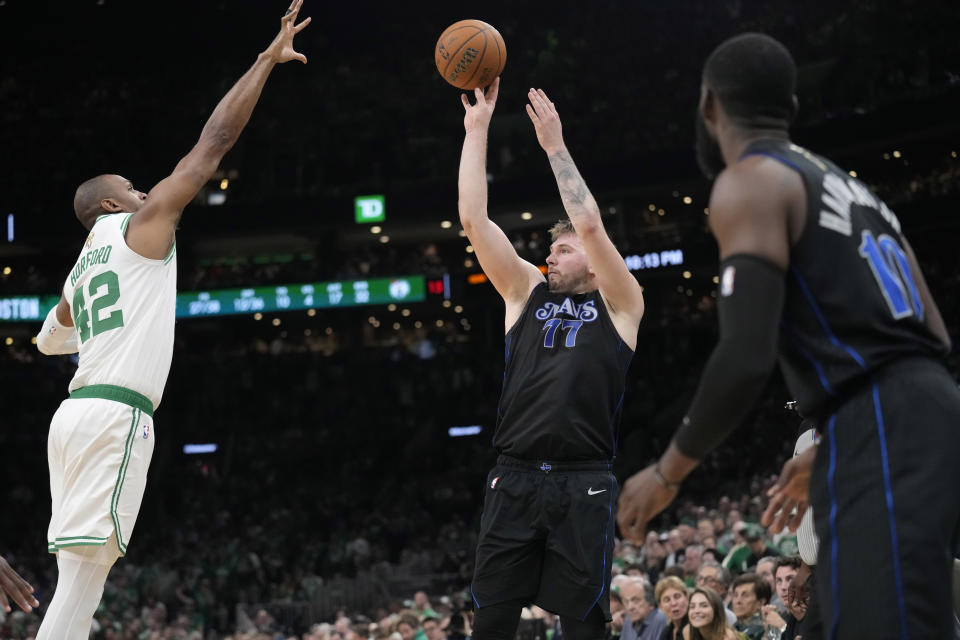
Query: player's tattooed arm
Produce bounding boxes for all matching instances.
[527,87,644,324]
[547,150,593,214]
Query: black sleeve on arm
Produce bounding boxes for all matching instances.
[673,254,786,460]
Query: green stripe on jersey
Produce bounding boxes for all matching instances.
[163,240,177,265]
[120,212,135,235]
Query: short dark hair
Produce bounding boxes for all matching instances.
[73,174,116,230]
[774,555,803,575]
[732,572,772,604]
[703,32,797,129]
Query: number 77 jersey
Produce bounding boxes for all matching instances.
[741,139,948,419]
[63,212,177,410]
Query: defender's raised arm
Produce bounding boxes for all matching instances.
[127,0,312,260]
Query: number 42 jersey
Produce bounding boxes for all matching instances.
[64,212,177,409]
[742,139,948,418]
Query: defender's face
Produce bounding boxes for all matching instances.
[545,233,590,293]
[109,174,147,213]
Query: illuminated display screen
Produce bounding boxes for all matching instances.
[624,249,684,271]
[0,295,61,321]
[176,276,425,318]
[0,276,426,322]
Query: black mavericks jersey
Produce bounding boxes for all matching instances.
[742,139,948,418]
[494,283,634,460]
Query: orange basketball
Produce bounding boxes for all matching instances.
[435,19,506,90]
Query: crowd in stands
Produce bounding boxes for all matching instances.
[0,455,809,640]
[1,3,959,638]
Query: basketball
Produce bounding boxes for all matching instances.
[434,19,506,90]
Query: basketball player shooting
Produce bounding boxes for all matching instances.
[459,78,645,640]
[32,3,310,638]
[616,33,960,639]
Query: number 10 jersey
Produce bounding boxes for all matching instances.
[64,212,177,409]
[742,139,948,419]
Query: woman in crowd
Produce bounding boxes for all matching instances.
[683,588,742,640]
[655,576,689,640]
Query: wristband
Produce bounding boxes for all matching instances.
[654,463,681,492]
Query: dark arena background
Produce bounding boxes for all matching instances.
[1,1,959,638]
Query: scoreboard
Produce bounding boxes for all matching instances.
[0,276,426,322]
[176,276,425,318]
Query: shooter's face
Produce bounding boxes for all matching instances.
[546,233,592,294]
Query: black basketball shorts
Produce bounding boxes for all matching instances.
[470,455,617,622]
[809,356,960,640]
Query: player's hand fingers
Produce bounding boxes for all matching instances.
[528,88,544,116]
[525,103,539,123]
[0,579,36,613]
[295,52,307,64]
[461,93,471,110]
[760,490,786,528]
[766,497,791,533]
[485,77,500,104]
[774,497,802,533]
[767,460,794,497]
[534,89,556,119]
[474,86,486,106]
[616,500,634,538]
[788,500,807,532]
[284,0,303,22]
[294,16,311,32]
[537,89,557,113]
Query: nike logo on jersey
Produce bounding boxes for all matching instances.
[587,488,607,496]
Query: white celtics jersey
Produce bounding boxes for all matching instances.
[65,212,177,408]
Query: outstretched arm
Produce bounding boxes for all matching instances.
[458,78,543,320]
[126,0,312,260]
[617,157,796,543]
[525,88,644,325]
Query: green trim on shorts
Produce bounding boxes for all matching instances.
[69,384,154,417]
[120,212,135,235]
[163,240,177,265]
[47,535,109,553]
[110,407,141,556]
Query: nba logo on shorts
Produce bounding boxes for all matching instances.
[142,422,150,440]
[490,476,500,489]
